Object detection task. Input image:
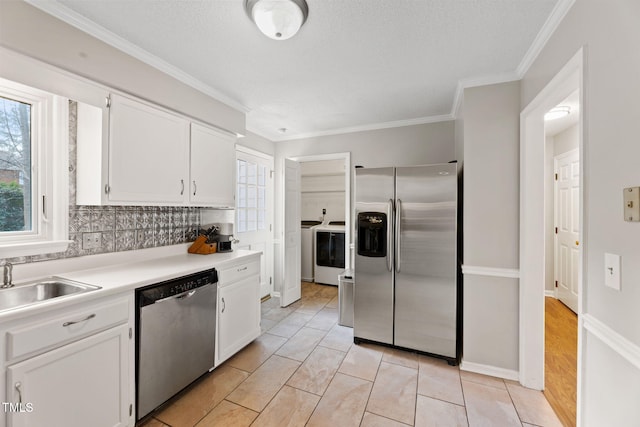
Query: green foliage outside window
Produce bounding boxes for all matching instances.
[0,181,25,231]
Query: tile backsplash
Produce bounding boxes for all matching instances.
[2,101,203,265]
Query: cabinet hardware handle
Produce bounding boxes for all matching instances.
[221,297,225,313]
[237,266,248,272]
[193,180,197,196]
[15,382,22,404]
[180,179,185,195]
[63,313,96,327]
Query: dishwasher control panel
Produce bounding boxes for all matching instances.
[137,268,217,306]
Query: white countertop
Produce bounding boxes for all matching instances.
[0,249,261,322]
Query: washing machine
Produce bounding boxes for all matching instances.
[314,222,346,286]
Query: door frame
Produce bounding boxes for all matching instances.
[236,145,275,297]
[519,47,585,422]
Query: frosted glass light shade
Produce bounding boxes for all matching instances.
[247,0,308,40]
[544,106,571,121]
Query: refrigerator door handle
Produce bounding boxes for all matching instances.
[395,198,402,273]
[387,199,393,272]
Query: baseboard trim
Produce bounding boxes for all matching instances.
[459,360,520,381]
[461,265,520,279]
[583,314,640,371]
[545,290,556,297]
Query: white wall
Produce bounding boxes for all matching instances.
[0,1,244,135]
[454,103,465,166]
[462,81,521,374]
[554,124,579,157]
[521,0,640,422]
[237,131,276,156]
[300,159,346,222]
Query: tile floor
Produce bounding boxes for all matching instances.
[139,282,563,427]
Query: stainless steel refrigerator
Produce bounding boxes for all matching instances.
[354,163,460,363]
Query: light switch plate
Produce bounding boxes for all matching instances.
[604,253,621,291]
[623,187,640,221]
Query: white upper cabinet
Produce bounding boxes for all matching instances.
[76,94,237,207]
[190,123,236,208]
[107,94,189,204]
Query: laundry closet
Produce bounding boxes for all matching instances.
[299,159,346,285]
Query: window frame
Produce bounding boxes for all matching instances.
[0,78,70,258]
[236,158,268,234]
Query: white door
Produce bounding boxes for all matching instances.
[281,158,301,307]
[217,275,261,365]
[236,147,274,297]
[554,148,580,313]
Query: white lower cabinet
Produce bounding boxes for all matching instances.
[6,325,130,427]
[2,294,134,427]
[216,258,261,366]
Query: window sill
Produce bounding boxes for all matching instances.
[0,240,72,259]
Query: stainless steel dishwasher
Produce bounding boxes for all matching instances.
[136,268,217,420]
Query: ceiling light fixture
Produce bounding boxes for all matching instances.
[544,106,571,121]
[245,0,308,40]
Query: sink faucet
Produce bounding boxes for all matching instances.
[2,262,13,288]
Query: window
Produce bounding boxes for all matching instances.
[236,159,267,233]
[0,96,32,233]
[0,78,69,257]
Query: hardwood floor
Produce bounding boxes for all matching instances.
[545,296,577,427]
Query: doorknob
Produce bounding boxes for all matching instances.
[575,240,579,246]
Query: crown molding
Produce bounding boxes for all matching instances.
[254,113,455,142]
[516,0,576,78]
[450,72,521,118]
[24,0,250,114]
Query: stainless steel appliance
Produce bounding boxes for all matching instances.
[136,268,217,419]
[354,163,460,364]
[215,223,234,252]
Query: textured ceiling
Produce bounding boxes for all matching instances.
[40,0,560,141]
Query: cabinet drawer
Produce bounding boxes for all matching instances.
[218,260,259,285]
[6,297,129,361]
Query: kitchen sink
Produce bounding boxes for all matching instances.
[0,279,101,313]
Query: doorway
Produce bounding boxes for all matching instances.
[543,91,580,426]
[519,48,584,422]
[280,153,351,307]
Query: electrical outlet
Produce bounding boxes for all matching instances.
[136,230,144,244]
[82,232,102,250]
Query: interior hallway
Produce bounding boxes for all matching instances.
[139,282,562,426]
[545,297,578,427]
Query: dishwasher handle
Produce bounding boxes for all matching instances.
[155,285,209,304]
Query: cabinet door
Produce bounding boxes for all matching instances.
[6,324,131,427]
[190,123,236,207]
[108,93,189,204]
[217,276,260,365]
